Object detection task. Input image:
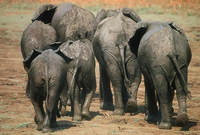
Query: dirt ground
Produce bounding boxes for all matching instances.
[0,2,200,135]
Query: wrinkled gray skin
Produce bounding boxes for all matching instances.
[21,20,57,97]
[23,49,70,132]
[93,9,142,115]
[32,3,97,42]
[129,21,191,129]
[58,39,96,121]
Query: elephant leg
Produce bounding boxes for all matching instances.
[125,58,141,113]
[42,86,59,132]
[169,90,175,116]
[99,65,113,110]
[26,77,30,98]
[59,85,68,116]
[153,73,171,129]
[72,84,82,122]
[143,75,159,123]
[82,87,95,119]
[175,69,188,125]
[30,87,44,131]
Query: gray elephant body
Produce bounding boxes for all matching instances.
[51,3,97,42]
[130,22,191,129]
[21,20,57,97]
[93,11,141,115]
[58,39,96,121]
[24,49,69,132]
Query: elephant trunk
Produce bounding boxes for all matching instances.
[167,54,191,99]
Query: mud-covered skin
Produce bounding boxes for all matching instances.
[93,11,141,115]
[24,49,69,132]
[58,39,96,121]
[129,22,191,129]
[51,3,97,42]
[20,20,57,97]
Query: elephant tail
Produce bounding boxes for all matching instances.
[167,54,191,99]
[45,64,49,107]
[119,45,131,88]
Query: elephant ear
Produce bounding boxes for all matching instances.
[23,49,42,70]
[128,21,149,56]
[122,8,141,22]
[55,40,79,62]
[168,22,187,38]
[32,4,57,24]
[48,41,63,50]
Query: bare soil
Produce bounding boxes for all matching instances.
[0,12,200,135]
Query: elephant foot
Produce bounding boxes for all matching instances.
[158,122,172,129]
[144,113,159,123]
[100,102,114,111]
[176,112,188,126]
[34,116,39,124]
[82,111,91,120]
[42,127,53,133]
[72,115,82,122]
[126,99,137,113]
[36,123,43,131]
[113,108,124,115]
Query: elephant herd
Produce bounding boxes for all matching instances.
[20,2,192,132]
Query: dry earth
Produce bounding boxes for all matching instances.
[0,3,200,135]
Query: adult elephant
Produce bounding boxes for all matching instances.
[128,21,191,129]
[32,3,97,42]
[21,20,57,97]
[93,9,142,115]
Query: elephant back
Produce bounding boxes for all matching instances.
[21,21,57,60]
[51,3,97,42]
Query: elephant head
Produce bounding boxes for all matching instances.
[32,4,57,24]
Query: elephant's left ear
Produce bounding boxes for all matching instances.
[32,4,57,24]
[122,8,142,22]
[168,22,186,37]
[23,49,42,70]
[48,42,63,50]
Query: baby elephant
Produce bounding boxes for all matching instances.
[57,39,96,121]
[23,48,72,132]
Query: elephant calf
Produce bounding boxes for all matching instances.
[129,21,191,129]
[23,48,73,132]
[55,39,96,121]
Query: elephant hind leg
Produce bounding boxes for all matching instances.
[152,73,172,129]
[30,87,44,131]
[143,75,159,123]
[175,75,188,125]
[99,65,113,110]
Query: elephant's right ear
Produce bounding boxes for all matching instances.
[23,49,42,70]
[128,22,148,56]
[32,4,57,24]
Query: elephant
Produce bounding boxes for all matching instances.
[55,39,96,121]
[93,9,142,115]
[128,21,192,129]
[32,3,97,42]
[21,20,57,97]
[23,47,73,132]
